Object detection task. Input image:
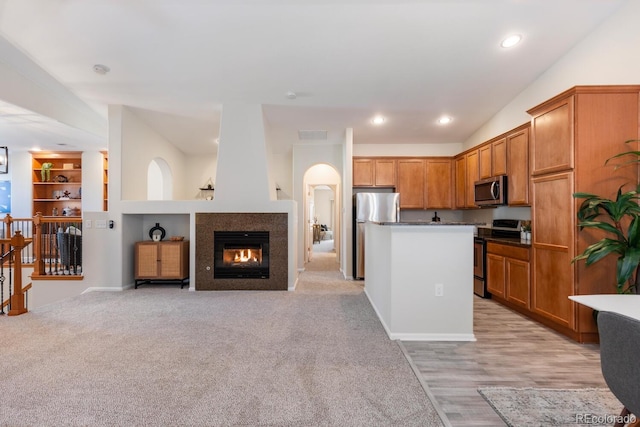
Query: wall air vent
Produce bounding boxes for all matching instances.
[297,130,328,141]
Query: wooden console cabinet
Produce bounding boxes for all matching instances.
[135,240,189,288]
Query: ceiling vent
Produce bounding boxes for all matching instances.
[298,130,328,141]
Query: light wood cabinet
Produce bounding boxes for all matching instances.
[492,138,507,176]
[487,242,531,309]
[465,150,479,208]
[479,138,507,180]
[479,144,492,179]
[425,158,453,209]
[135,240,190,288]
[353,158,375,186]
[31,152,82,217]
[526,85,640,342]
[374,158,396,186]
[397,159,425,209]
[454,155,466,208]
[506,126,530,206]
[353,158,396,187]
[486,252,506,298]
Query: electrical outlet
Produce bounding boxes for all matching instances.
[84,220,92,229]
[435,283,444,297]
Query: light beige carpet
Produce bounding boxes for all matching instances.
[0,255,444,426]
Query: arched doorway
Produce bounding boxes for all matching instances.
[303,164,341,270]
[147,157,173,200]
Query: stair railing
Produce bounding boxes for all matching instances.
[0,231,32,316]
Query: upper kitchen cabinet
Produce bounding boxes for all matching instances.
[353,158,375,186]
[373,158,396,186]
[492,138,507,176]
[527,85,640,343]
[425,158,453,209]
[530,95,574,176]
[479,138,507,179]
[465,150,479,208]
[506,125,530,206]
[353,158,396,187]
[453,150,479,209]
[454,155,466,208]
[397,158,425,209]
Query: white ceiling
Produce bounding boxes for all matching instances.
[0,0,628,154]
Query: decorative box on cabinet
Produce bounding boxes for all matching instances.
[527,85,640,342]
[135,240,190,288]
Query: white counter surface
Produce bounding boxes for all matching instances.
[569,294,640,321]
[364,222,475,341]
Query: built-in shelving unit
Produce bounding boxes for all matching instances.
[31,151,82,217]
[102,151,108,211]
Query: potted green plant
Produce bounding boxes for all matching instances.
[573,140,640,294]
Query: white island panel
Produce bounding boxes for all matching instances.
[364,222,475,341]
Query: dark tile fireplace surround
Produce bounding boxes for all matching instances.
[195,213,288,290]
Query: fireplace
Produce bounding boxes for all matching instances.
[196,212,287,291]
[214,231,269,278]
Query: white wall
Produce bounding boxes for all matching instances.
[121,107,189,200]
[313,188,333,228]
[462,0,640,151]
[354,142,463,157]
[293,143,344,271]
[7,150,32,217]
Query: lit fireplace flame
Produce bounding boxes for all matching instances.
[234,249,257,263]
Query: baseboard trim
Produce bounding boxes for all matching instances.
[81,286,125,294]
[391,332,477,342]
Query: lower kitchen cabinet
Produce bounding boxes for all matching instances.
[486,242,530,309]
[135,240,190,288]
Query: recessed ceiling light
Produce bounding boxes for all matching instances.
[437,116,453,125]
[501,34,522,48]
[286,91,297,99]
[371,115,386,125]
[93,64,110,75]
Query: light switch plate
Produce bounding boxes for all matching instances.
[95,219,107,229]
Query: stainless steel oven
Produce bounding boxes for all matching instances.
[473,219,523,298]
[473,237,488,297]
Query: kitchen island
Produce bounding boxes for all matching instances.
[364,221,475,341]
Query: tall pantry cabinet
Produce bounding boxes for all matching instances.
[527,86,640,343]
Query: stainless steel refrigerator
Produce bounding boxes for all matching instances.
[353,192,400,279]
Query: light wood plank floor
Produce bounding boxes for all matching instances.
[402,296,607,426]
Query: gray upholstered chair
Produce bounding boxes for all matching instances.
[57,231,82,270]
[597,311,640,426]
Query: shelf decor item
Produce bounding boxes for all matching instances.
[149,223,166,242]
[199,177,215,200]
[41,162,53,181]
[0,147,7,174]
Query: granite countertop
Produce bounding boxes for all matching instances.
[370,221,479,226]
[483,236,531,248]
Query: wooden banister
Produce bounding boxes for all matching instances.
[7,231,30,316]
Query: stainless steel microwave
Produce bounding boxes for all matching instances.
[474,175,507,206]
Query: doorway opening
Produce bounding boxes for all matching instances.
[303,164,341,272]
